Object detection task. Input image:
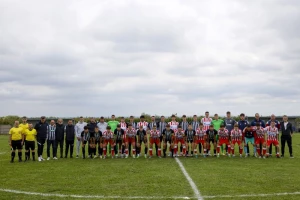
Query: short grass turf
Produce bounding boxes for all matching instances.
[0,135,299,200]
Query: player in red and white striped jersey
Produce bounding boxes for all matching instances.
[168,115,179,131]
[102,126,115,159]
[201,112,213,154]
[253,123,266,158]
[125,124,136,158]
[230,124,243,157]
[217,125,231,157]
[194,124,207,158]
[120,117,127,131]
[174,125,186,157]
[137,115,149,131]
[201,111,213,131]
[149,125,161,158]
[264,121,280,158]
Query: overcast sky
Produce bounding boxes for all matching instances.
[0,0,300,118]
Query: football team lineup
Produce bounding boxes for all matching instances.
[3,113,298,200]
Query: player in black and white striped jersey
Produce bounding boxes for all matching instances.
[191,115,200,131]
[47,120,57,160]
[185,124,196,157]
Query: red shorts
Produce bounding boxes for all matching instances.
[267,140,279,146]
[104,139,114,146]
[127,137,136,144]
[175,138,185,145]
[231,140,241,145]
[195,139,205,145]
[255,138,265,145]
[218,139,230,146]
[150,138,160,145]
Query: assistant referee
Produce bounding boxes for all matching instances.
[9,121,24,163]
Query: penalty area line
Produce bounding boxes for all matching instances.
[175,158,203,200]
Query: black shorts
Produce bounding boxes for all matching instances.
[25,141,35,150]
[83,141,87,145]
[187,140,194,143]
[11,140,22,150]
[208,139,215,143]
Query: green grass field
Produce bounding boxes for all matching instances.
[0,135,299,200]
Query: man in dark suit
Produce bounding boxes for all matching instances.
[280,115,293,158]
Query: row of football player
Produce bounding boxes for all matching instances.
[74,120,281,159]
[8,113,293,162]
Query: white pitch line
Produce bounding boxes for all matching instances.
[0,152,6,155]
[1,188,300,199]
[202,191,300,199]
[175,158,203,200]
[0,189,194,199]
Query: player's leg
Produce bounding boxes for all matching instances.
[269,143,273,157]
[53,140,57,159]
[156,140,161,158]
[256,140,261,158]
[82,141,86,159]
[125,141,129,158]
[144,138,148,158]
[281,136,286,157]
[183,140,187,156]
[163,140,167,157]
[174,140,178,157]
[110,141,115,158]
[266,142,270,158]
[24,141,29,161]
[149,138,154,158]
[103,141,108,158]
[238,142,243,157]
[193,141,198,157]
[217,140,222,157]
[17,141,22,162]
[244,138,248,157]
[262,142,267,158]
[10,141,17,163]
[274,141,280,158]
[132,141,136,158]
[230,143,235,157]
[213,140,217,156]
[65,140,70,158]
[251,138,257,157]
[46,140,51,160]
[30,142,36,161]
[204,141,208,156]
[227,141,231,157]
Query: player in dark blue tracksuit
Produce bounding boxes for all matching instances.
[238,113,250,155]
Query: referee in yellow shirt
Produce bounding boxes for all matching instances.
[9,121,24,163]
[24,123,37,161]
[19,116,29,158]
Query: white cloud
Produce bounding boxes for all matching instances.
[0,0,300,118]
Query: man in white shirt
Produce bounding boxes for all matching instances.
[97,117,107,133]
[75,116,87,158]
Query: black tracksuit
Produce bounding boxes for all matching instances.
[55,123,65,158]
[65,125,75,157]
[280,122,293,156]
[34,121,49,157]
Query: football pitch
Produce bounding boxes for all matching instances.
[0,135,299,200]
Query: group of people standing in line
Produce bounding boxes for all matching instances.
[8,112,294,162]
